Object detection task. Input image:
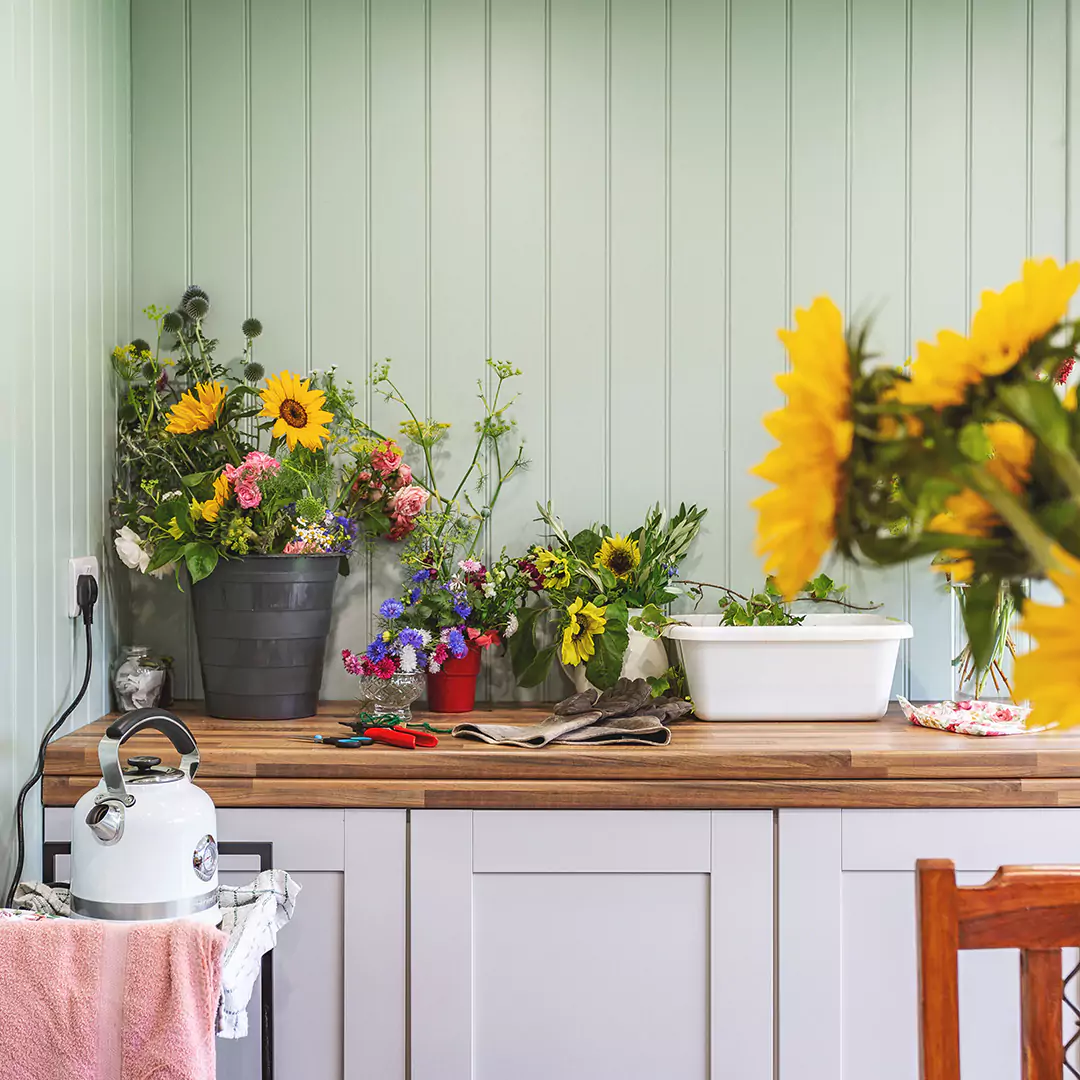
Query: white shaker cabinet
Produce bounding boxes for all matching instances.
[409,809,774,1080]
[779,808,1080,1080]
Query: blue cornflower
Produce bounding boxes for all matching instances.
[412,569,433,583]
[447,628,468,658]
[453,600,472,619]
[665,562,680,579]
[366,637,389,662]
[408,586,421,605]
[414,649,428,670]
[397,628,425,649]
[380,598,405,620]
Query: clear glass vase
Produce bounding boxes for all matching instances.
[357,671,426,723]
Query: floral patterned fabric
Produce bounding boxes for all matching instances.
[897,695,1038,736]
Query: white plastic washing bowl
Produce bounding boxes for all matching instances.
[664,613,913,721]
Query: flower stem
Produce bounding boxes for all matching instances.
[966,467,1055,574]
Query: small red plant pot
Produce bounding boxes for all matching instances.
[427,644,482,713]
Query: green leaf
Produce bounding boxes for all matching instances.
[584,599,629,690]
[957,422,993,463]
[180,470,214,490]
[959,578,1000,672]
[998,381,1070,451]
[509,605,545,679]
[517,643,558,688]
[146,540,181,573]
[183,542,219,584]
[570,528,602,563]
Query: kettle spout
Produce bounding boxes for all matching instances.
[85,800,125,844]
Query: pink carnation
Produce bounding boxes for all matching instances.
[341,649,363,676]
[373,656,398,679]
[432,643,449,666]
[371,440,404,478]
[235,480,262,509]
[243,451,281,476]
[390,484,428,521]
[225,451,281,511]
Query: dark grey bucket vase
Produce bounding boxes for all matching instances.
[190,554,340,720]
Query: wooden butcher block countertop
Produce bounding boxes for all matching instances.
[41,701,1080,810]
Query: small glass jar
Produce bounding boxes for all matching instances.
[357,671,426,724]
[111,645,170,711]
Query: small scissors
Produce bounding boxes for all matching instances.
[288,734,374,748]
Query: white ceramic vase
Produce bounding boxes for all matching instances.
[561,608,670,694]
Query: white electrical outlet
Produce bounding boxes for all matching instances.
[68,556,100,617]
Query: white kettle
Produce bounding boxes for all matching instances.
[70,708,220,924]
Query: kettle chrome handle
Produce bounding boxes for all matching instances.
[99,708,200,806]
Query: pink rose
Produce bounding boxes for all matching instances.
[390,484,428,520]
[358,470,372,482]
[371,440,404,478]
[235,479,262,509]
[395,463,412,488]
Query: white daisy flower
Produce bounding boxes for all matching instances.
[398,644,418,673]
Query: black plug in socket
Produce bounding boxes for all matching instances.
[76,573,98,624]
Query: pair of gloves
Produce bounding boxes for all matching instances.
[452,677,693,747]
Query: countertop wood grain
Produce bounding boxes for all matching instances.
[42,701,1080,809]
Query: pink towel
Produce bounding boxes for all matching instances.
[0,918,228,1080]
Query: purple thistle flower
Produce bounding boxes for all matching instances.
[380,597,405,620]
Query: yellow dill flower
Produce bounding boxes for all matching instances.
[929,422,1035,582]
[166,381,226,434]
[751,296,854,599]
[260,372,335,450]
[534,549,571,589]
[1014,545,1080,729]
[595,535,641,580]
[561,598,607,667]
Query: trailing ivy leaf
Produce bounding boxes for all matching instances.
[960,578,1000,672]
[183,541,219,584]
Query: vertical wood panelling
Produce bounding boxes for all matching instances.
[848,0,910,695]
[1,0,130,883]
[727,0,788,591]
[127,0,1071,703]
[906,0,968,699]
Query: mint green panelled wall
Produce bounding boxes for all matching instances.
[0,0,131,881]
[129,0,1074,703]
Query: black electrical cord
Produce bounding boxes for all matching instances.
[4,573,98,909]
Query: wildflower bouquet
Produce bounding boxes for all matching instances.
[510,502,706,690]
[111,287,416,582]
[751,257,1080,727]
[343,555,523,680]
[340,359,526,679]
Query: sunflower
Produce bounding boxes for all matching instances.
[165,381,226,434]
[534,548,571,589]
[1014,546,1080,730]
[561,597,607,667]
[969,257,1080,375]
[929,422,1035,582]
[751,296,853,600]
[259,371,335,450]
[594,535,641,580]
[894,331,980,410]
[897,259,1080,409]
[198,472,231,523]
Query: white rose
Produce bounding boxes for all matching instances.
[115,526,150,574]
[148,561,175,580]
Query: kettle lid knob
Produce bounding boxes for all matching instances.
[127,755,162,773]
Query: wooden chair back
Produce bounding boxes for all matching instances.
[917,858,1080,1080]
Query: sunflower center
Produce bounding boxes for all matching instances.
[280,398,308,428]
[608,551,633,575]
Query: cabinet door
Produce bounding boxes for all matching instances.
[44,806,407,1080]
[410,810,773,1080]
[779,808,1080,1080]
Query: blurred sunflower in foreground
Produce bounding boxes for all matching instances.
[752,257,1080,729]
